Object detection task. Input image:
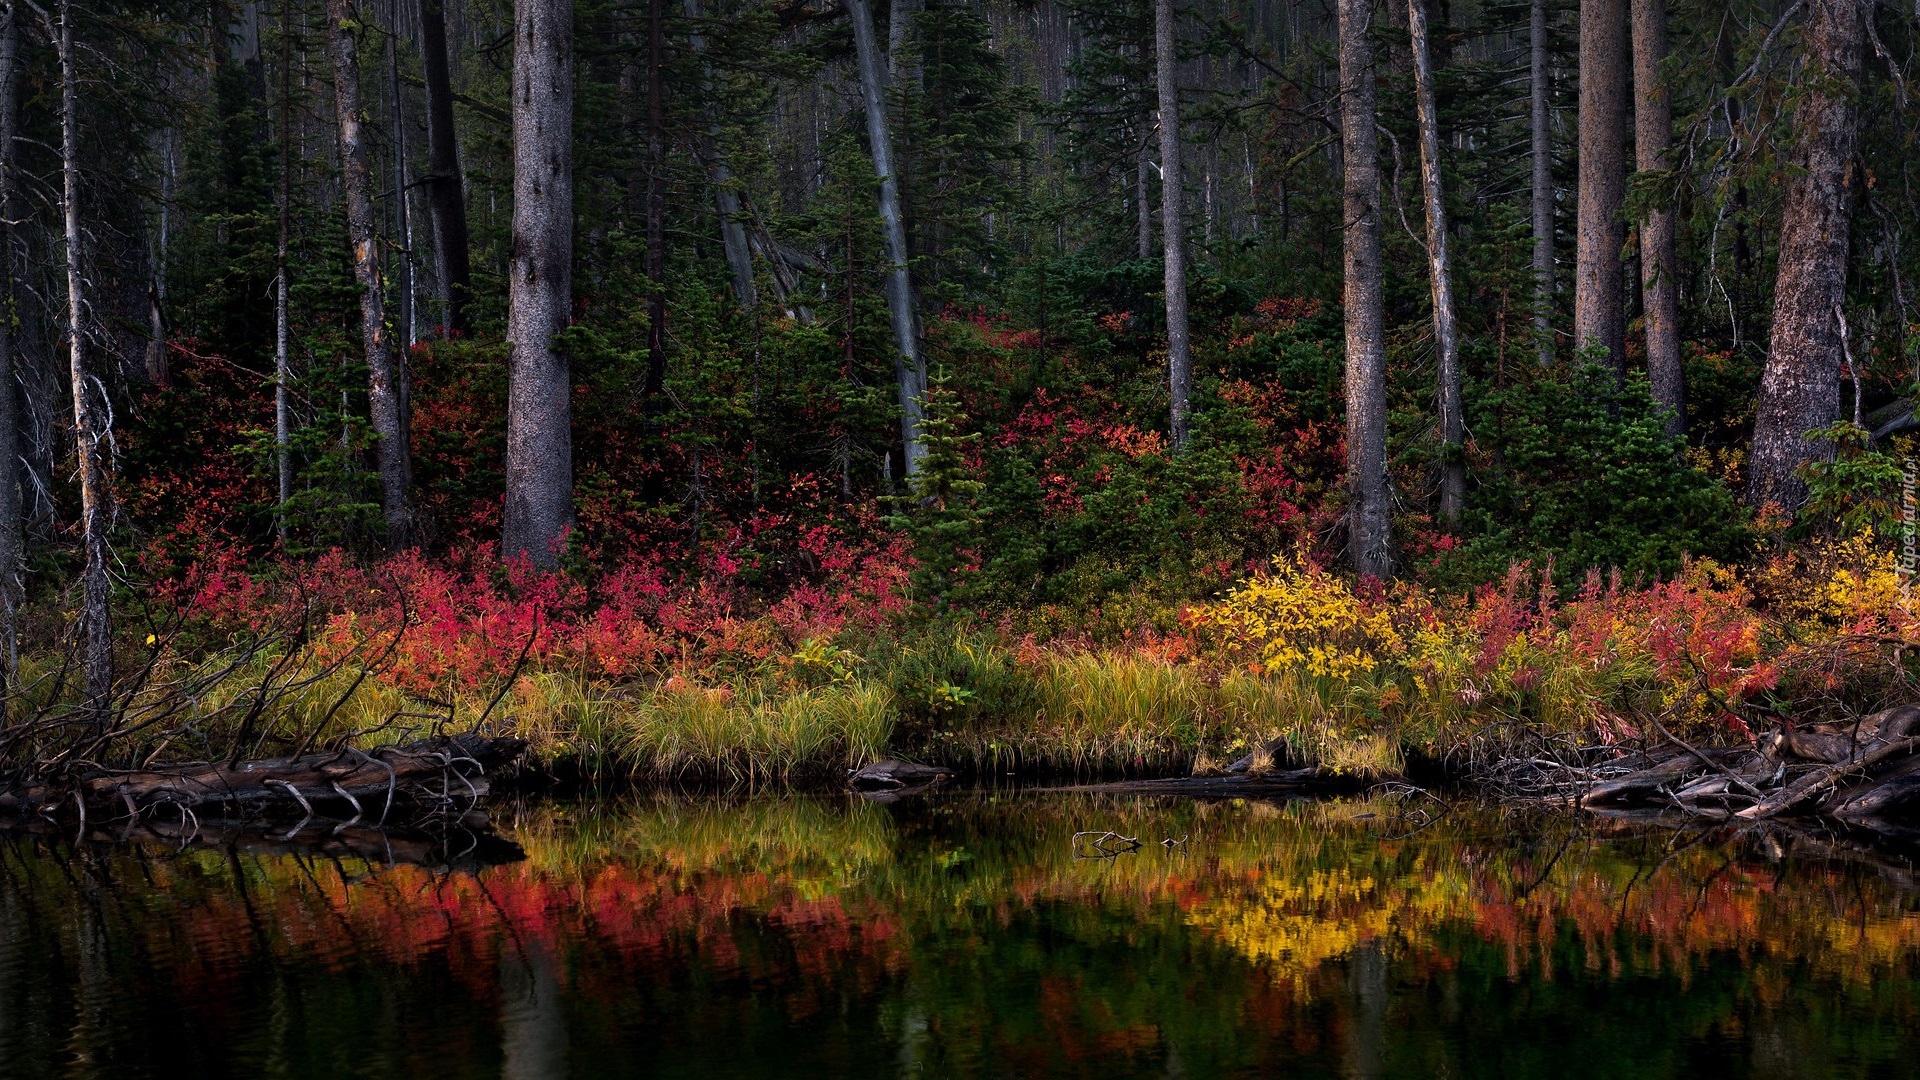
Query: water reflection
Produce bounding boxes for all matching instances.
[2,793,1919,1078]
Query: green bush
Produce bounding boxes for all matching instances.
[1432,361,1751,586]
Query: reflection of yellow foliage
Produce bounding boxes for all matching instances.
[1183,870,1394,985]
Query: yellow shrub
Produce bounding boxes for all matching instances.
[1189,558,1404,679]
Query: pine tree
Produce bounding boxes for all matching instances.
[887,371,985,615]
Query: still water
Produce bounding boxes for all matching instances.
[3,791,1920,1079]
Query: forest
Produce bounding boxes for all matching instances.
[0,0,1916,800]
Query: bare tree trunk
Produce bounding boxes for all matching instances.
[889,0,922,87]
[1338,0,1390,578]
[684,0,756,311]
[275,0,293,548]
[57,0,111,716]
[846,0,926,475]
[1530,0,1554,363]
[1631,0,1683,435]
[1409,0,1463,527]
[1574,0,1628,373]
[0,1,20,677]
[327,0,413,548]
[502,0,574,566]
[1155,0,1191,452]
[417,0,472,335]
[386,17,416,352]
[1748,0,1866,513]
[642,0,667,433]
[146,129,171,387]
[1136,134,1153,260]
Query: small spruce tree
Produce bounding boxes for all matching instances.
[888,370,986,614]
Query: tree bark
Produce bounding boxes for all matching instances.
[1409,0,1463,528]
[846,0,926,475]
[1155,0,1191,452]
[1136,133,1153,260]
[1338,0,1390,579]
[275,0,293,548]
[642,0,667,436]
[146,129,170,387]
[1748,0,1867,513]
[1631,0,1683,435]
[327,0,413,548]
[502,0,575,566]
[1574,0,1628,373]
[417,0,472,336]
[0,2,21,677]
[1530,0,1554,363]
[386,16,416,353]
[683,0,756,311]
[57,0,112,717]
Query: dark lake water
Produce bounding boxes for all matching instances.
[4,791,1920,1079]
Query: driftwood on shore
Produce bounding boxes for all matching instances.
[1565,705,1920,829]
[0,733,528,823]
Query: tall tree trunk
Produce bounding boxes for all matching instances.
[846,0,926,475]
[274,0,293,548]
[1136,133,1153,260]
[1409,0,1463,528]
[146,129,171,387]
[1338,0,1390,579]
[1530,0,1554,363]
[57,0,111,716]
[386,16,416,352]
[684,0,756,311]
[501,0,575,566]
[1574,0,1628,373]
[1631,0,1683,435]
[327,0,413,547]
[1747,0,1867,513]
[889,0,922,88]
[0,1,21,678]
[1155,0,1191,451]
[417,0,472,335]
[643,0,667,431]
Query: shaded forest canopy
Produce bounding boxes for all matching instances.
[0,0,1914,782]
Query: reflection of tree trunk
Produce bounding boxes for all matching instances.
[1574,0,1629,373]
[1632,0,1683,435]
[500,944,568,1080]
[1155,0,1191,451]
[1338,0,1390,579]
[1748,0,1866,513]
[1530,0,1553,363]
[1409,0,1463,528]
[1342,944,1387,1079]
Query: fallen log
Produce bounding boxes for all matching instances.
[1565,705,1920,828]
[849,759,954,793]
[3,734,527,820]
[1048,767,1365,798]
[1736,733,1920,820]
